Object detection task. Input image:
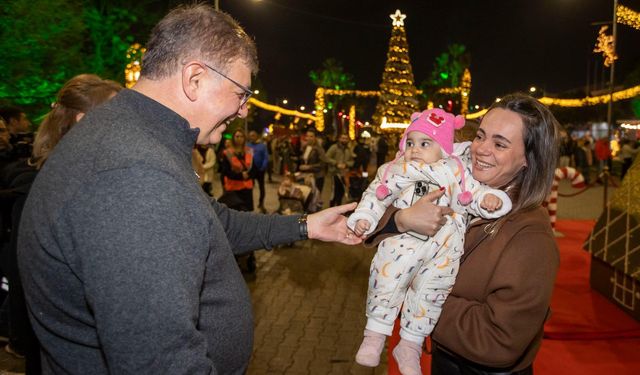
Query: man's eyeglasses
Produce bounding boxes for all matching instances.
[202,62,252,107]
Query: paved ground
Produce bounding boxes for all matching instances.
[0,168,617,374]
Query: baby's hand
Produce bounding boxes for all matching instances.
[480,193,503,212]
[354,220,371,237]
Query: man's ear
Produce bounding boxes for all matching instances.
[182,62,207,102]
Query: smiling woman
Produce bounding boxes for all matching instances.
[366,93,563,375]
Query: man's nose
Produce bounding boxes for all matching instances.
[237,103,249,119]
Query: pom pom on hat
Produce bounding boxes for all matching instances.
[457,190,473,206]
[376,184,391,200]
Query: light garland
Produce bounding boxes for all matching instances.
[617,4,640,30]
[348,105,356,140]
[593,26,617,67]
[124,43,146,88]
[620,122,640,130]
[538,84,640,107]
[380,116,409,129]
[248,97,316,121]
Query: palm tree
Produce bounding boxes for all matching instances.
[309,58,356,134]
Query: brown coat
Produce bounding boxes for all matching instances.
[366,206,559,371]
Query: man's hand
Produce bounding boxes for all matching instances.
[337,162,346,170]
[307,202,362,245]
[242,171,250,180]
[395,189,453,236]
[299,165,310,171]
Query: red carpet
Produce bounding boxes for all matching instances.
[388,219,640,374]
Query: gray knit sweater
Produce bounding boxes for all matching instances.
[18,90,302,374]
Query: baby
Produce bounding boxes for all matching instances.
[347,109,512,375]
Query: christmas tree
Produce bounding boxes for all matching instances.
[372,9,419,133]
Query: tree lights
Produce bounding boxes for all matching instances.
[372,9,419,132]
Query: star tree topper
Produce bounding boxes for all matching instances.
[390,9,406,27]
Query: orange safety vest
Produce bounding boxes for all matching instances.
[223,147,254,191]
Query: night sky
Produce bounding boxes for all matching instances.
[219,0,640,112]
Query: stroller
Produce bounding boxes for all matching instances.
[345,170,370,202]
[277,173,321,216]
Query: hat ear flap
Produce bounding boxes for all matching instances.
[453,115,465,130]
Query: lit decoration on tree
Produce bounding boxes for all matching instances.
[348,105,356,140]
[460,68,471,115]
[372,9,419,132]
[593,26,617,67]
[617,4,640,30]
[124,43,146,88]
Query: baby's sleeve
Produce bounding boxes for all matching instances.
[347,160,425,236]
[467,184,512,219]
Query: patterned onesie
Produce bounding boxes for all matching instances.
[347,142,512,343]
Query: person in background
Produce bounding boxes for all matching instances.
[217,138,232,192]
[0,118,14,185]
[375,134,389,168]
[363,93,561,375]
[353,136,372,173]
[574,139,592,184]
[594,136,611,183]
[2,74,121,374]
[620,138,639,179]
[0,106,31,139]
[248,130,269,212]
[192,147,205,186]
[201,145,216,195]
[0,107,33,178]
[220,129,254,212]
[299,128,329,192]
[18,5,360,374]
[558,130,574,168]
[325,133,354,207]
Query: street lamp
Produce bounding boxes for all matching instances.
[529,86,537,93]
[282,99,288,105]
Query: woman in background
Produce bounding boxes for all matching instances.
[220,129,254,211]
[1,74,121,374]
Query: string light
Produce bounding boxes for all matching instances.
[124,43,146,88]
[617,4,640,30]
[538,84,640,107]
[348,105,356,140]
[593,25,617,67]
[248,97,316,121]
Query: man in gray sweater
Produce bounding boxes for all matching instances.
[17,4,360,374]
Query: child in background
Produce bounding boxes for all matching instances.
[347,109,512,375]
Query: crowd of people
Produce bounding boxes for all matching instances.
[195,124,392,213]
[559,129,639,184]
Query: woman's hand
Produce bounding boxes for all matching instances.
[307,202,362,245]
[395,189,453,236]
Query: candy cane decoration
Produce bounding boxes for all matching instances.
[543,167,585,228]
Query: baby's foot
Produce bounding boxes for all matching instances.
[355,329,386,367]
[392,339,422,375]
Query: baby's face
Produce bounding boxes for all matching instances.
[404,131,443,164]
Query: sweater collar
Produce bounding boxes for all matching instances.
[113,89,200,156]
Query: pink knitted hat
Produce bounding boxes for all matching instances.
[375,108,472,205]
[400,108,465,155]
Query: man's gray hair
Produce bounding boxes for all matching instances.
[141,3,258,79]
